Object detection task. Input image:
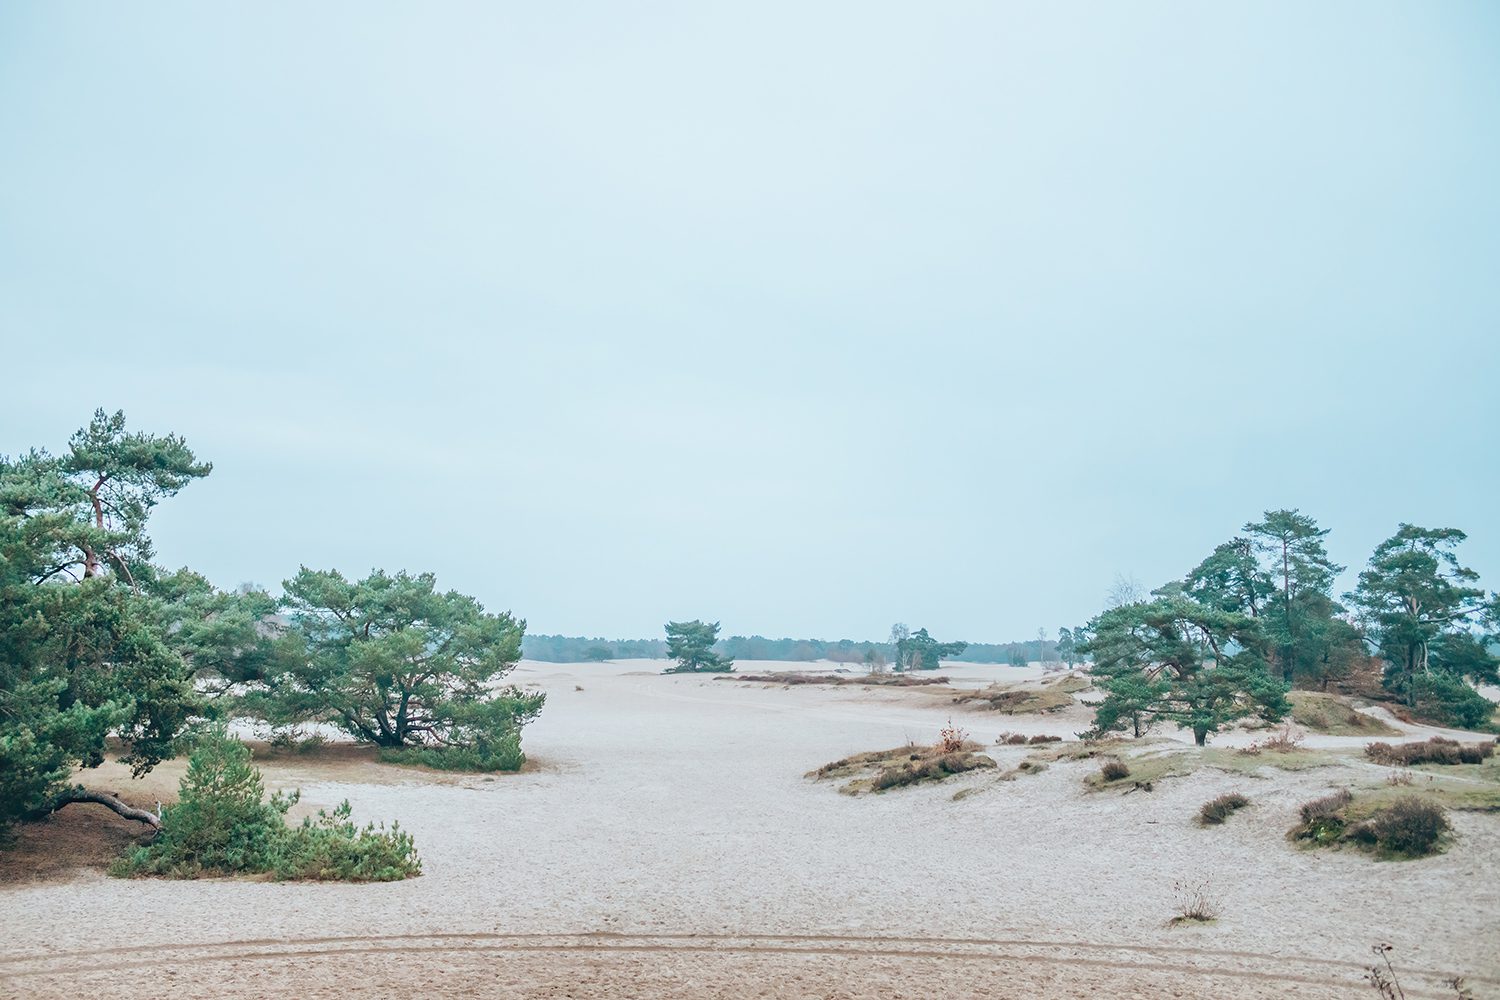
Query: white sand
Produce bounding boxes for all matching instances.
[1,659,1495,999]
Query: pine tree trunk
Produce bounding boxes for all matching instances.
[43,787,161,829]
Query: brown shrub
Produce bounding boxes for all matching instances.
[1099,759,1131,782]
[1351,796,1450,857]
[1364,738,1493,767]
[1199,792,1250,825]
[1299,788,1353,825]
[871,751,996,790]
[936,720,968,754]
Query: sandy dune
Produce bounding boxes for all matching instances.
[1,659,1496,999]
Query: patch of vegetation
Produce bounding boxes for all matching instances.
[808,740,996,795]
[1024,738,1133,764]
[1364,737,1495,767]
[1082,750,1194,792]
[1291,787,1454,859]
[953,685,1075,714]
[1198,792,1250,825]
[723,673,949,687]
[114,731,420,881]
[1288,692,1399,736]
[1042,674,1090,694]
[1199,746,1345,774]
[996,758,1049,781]
[1167,878,1221,925]
[870,751,995,791]
[378,734,525,772]
[1348,797,1450,858]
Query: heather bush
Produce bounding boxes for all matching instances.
[1364,738,1493,767]
[1198,792,1249,825]
[1099,759,1131,782]
[1351,797,1450,858]
[1299,788,1353,825]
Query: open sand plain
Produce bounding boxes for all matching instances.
[2,659,1497,999]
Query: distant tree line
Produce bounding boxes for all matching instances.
[522,633,1066,665]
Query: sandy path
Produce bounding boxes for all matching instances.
[1,659,1495,999]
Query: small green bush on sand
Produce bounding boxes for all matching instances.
[114,729,420,882]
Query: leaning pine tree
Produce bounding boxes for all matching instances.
[244,568,544,771]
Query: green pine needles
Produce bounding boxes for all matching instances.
[114,729,420,882]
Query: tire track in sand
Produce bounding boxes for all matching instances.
[2,930,1489,995]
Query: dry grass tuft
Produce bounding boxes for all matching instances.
[1198,792,1249,825]
[1167,878,1221,925]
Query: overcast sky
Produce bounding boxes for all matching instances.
[2,2,1497,642]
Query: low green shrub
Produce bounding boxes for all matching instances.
[114,729,420,882]
[1198,792,1249,825]
[1405,671,1495,730]
[378,734,525,772]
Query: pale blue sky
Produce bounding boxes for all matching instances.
[2,2,1497,640]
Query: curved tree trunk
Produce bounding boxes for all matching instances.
[44,787,161,829]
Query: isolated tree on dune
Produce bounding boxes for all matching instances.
[247,568,544,769]
[897,628,967,671]
[663,619,734,673]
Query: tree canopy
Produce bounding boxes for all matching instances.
[663,619,734,673]
[896,628,967,671]
[1081,597,1288,745]
[1348,525,1497,727]
[243,568,543,769]
[0,411,225,832]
